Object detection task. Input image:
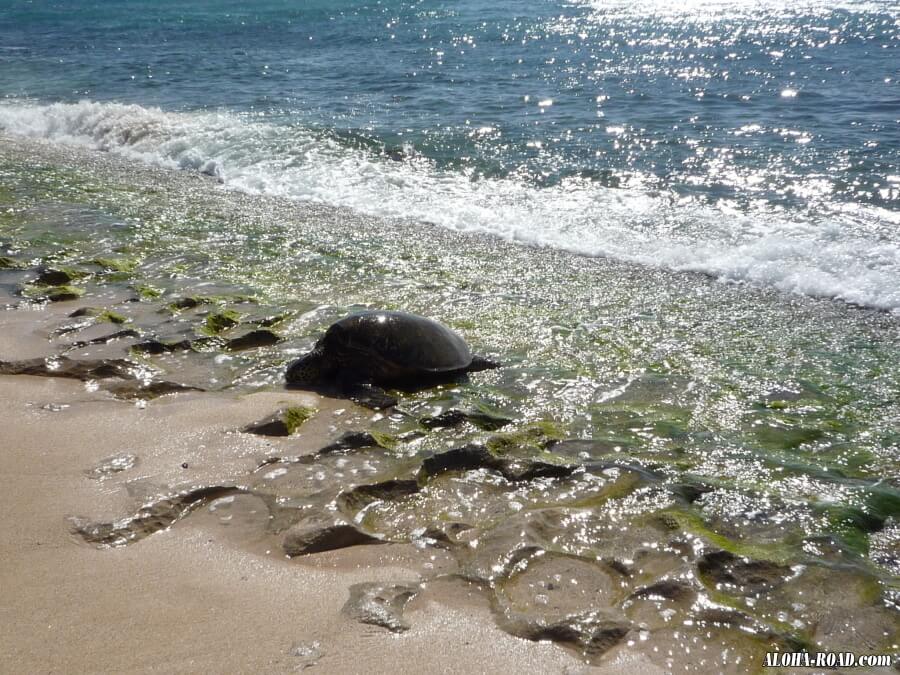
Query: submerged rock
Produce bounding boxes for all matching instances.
[34,267,86,286]
[71,485,243,548]
[68,329,140,349]
[419,407,512,431]
[131,338,194,355]
[36,285,85,302]
[318,431,380,454]
[0,356,202,399]
[342,582,420,633]
[337,479,420,514]
[418,445,575,483]
[697,550,792,594]
[282,513,383,556]
[500,610,630,662]
[0,356,137,380]
[84,453,138,481]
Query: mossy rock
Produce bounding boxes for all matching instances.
[202,309,241,335]
[655,508,797,566]
[34,267,88,286]
[97,310,129,325]
[486,420,565,456]
[0,256,26,270]
[38,285,85,302]
[132,284,162,300]
[90,257,137,273]
[754,424,825,450]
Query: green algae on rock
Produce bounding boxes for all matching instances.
[242,406,316,437]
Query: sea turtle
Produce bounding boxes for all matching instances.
[286,311,499,408]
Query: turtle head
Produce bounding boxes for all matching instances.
[285,348,335,387]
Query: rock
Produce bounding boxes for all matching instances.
[69,329,140,349]
[0,356,137,381]
[44,285,84,302]
[224,329,280,351]
[342,582,420,633]
[500,610,630,661]
[106,380,203,399]
[697,550,792,594]
[337,479,420,514]
[418,445,575,483]
[202,310,241,335]
[84,453,138,480]
[419,408,512,431]
[629,580,696,602]
[0,255,26,269]
[318,431,380,454]
[68,306,101,318]
[71,485,242,548]
[282,513,383,556]
[131,339,193,355]
[242,406,315,436]
[34,268,84,286]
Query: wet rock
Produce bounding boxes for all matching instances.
[84,453,138,480]
[242,406,315,436]
[224,329,280,351]
[68,306,101,318]
[337,479,420,513]
[69,329,140,349]
[342,582,420,633]
[282,513,384,556]
[629,579,696,602]
[42,285,84,302]
[71,485,242,547]
[34,267,85,286]
[131,338,193,355]
[698,550,792,594]
[415,521,475,548]
[203,309,241,335]
[0,356,137,381]
[106,380,203,399]
[500,610,630,661]
[0,255,26,270]
[420,408,512,431]
[318,431,380,454]
[348,387,398,410]
[418,445,575,483]
[168,296,209,310]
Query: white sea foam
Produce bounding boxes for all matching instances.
[1,99,898,312]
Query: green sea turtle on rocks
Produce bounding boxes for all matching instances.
[286,310,499,408]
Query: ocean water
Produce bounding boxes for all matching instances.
[2,0,900,666]
[1,0,898,309]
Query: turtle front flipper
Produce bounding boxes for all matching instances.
[347,384,397,410]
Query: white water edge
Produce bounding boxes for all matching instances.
[2,98,898,312]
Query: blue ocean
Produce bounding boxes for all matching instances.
[1,0,898,309]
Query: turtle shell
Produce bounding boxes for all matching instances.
[321,311,473,375]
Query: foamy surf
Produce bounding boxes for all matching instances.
[2,98,898,312]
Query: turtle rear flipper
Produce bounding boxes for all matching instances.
[348,384,397,410]
[468,355,501,372]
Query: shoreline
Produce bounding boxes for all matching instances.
[1,131,898,672]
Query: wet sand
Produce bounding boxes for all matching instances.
[0,371,664,674]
